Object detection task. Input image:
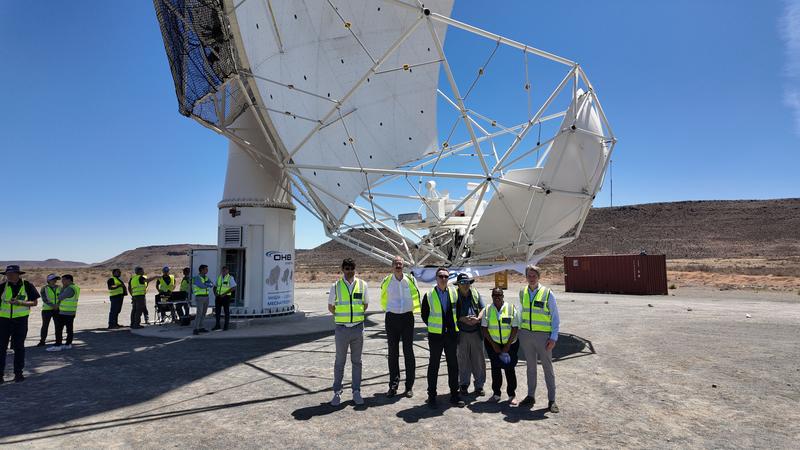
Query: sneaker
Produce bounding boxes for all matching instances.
[353,391,364,405]
[473,388,486,397]
[488,394,501,402]
[386,388,397,398]
[63,344,73,350]
[403,389,414,398]
[509,396,519,406]
[548,401,560,413]
[449,394,465,407]
[519,396,535,407]
[330,392,342,406]
[13,374,24,383]
[46,346,63,352]
[36,341,46,347]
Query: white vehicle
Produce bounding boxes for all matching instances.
[154,0,615,314]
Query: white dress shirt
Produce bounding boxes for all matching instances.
[385,273,415,314]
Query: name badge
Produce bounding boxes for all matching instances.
[353,293,363,299]
[533,301,545,308]
[501,317,511,324]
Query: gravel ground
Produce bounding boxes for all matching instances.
[1,284,798,449]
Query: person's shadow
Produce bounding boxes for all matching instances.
[395,395,459,423]
[467,400,550,423]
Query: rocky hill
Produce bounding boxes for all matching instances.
[0,259,89,268]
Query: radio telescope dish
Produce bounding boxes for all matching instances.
[154,0,615,285]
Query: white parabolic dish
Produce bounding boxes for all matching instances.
[153,0,616,275]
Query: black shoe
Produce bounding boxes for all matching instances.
[36,341,46,347]
[403,389,414,398]
[131,325,143,329]
[426,395,437,408]
[473,388,486,397]
[199,328,209,333]
[223,326,229,331]
[548,401,559,413]
[450,394,465,407]
[459,385,468,396]
[519,396,535,407]
[0,376,4,384]
[212,325,221,331]
[14,374,24,383]
[386,388,397,398]
[144,318,150,324]
[193,329,200,335]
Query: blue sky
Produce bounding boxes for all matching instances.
[1,1,798,263]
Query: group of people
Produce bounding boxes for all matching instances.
[0,263,238,383]
[329,256,560,412]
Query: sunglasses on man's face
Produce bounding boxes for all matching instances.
[437,275,449,279]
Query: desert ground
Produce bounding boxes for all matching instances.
[1,283,798,448]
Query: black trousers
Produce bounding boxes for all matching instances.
[55,314,75,346]
[386,311,416,391]
[485,339,520,397]
[108,296,123,327]
[427,331,459,396]
[155,293,178,321]
[0,317,28,376]
[131,296,147,327]
[215,296,231,328]
[40,310,55,342]
[172,292,190,318]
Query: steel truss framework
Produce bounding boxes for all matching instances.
[175,0,616,269]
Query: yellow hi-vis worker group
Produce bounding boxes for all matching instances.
[328,258,561,413]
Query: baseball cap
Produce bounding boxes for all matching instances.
[456,273,474,285]
[46,273,61,282]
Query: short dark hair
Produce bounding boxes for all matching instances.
[62,274,74,282]
[183,267,190,275]
[341,258,356,269]
[221,265,228,270]
[436,267,449,276]
[199,264,208,271]
[491,287,504,297]
[112,268,120,274]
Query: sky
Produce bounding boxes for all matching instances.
[1,0,798,263]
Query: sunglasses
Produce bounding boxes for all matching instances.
[437,275,449,279]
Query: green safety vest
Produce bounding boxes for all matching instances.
[425,286,459,334]
[59,284,80,315]
[379,273,420,313]
[180,277,191,293]
[158,275,175,293]
[42,285,61,312]
[193,276,210,296]
[108,276,125,297]
[216,274,233,296]
[0,281,30,319]
[519,285,552,332]
[333,278,365,324]
[485,302,517,345]
[130,276,148,296]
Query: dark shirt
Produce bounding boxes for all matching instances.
[456,289,483,332]
[0,280,41,308]
[421,291,457,335]
[107,277,128,298]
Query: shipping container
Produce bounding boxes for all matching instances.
[564,254,668,295]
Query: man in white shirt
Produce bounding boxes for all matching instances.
[327,258,369,407]
[379,256,420,398]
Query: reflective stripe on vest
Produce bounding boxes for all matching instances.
[42,285,60,311]
[59,284,80,315]
[486,302,516,344]
[193,276,210,296]
[334,278,365,324]
[426,286,458,334]
[158,275,175,293]
[0,281,30,318]
[130,276,148,296]
[108,276,124,297]
[379,274,420,313]
[519,286,552,332]
[216,274,232,296]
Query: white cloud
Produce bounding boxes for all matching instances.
[781,0,800,133]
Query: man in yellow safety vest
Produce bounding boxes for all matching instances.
[47,274,80,352]
[37,273,61,346]
[129,267,149,329]
[481,287,521,405]
[0,265,40,383]
[379,255,420,398]
[212,266,237,331]
[328,258,368,407]
[106,269,127,329]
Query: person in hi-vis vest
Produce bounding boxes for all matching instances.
[213,266,236,331]
[379,255,420,399]
[38,273,61,346]
[327,258,368,407]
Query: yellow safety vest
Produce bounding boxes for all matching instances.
[333,278,365,324]
[42,285,61,311]
[130,276,148,296]
[59,284,80,315]
[108,276,125,297]
[485,302,517,344]
[193,276,210,296]
[425,286,459,334]
[180,277,191,293]
[519,285,552,332]
[216,274,233,296]
[0,281,30,319]
[158,275,176,293]
[379,274,420,313]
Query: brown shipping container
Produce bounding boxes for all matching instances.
[563,254,668,295]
